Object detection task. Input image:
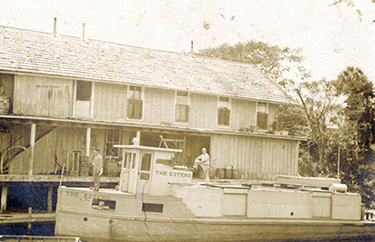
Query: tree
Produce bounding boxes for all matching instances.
[333,67,375,206]
[296,79,340,168]
[197,41,311,88]
[198,41,330,177]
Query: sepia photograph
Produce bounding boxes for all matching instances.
[0,0,375,241]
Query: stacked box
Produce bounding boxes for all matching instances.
[106,161,118,177]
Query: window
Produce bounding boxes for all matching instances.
[218,96,231,126]
[175,91,189,122]
[92,199,116,210]
[139,153,151,180]
[106,129,121,157]
[76,81,92,101]
[127,86,143,119]
[142,203,163,213]
[124,152,136,169]
[257,102,268,130]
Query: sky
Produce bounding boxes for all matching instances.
[0,0,374,83]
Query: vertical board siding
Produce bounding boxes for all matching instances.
[211,134,298,179]
[190,93,217,129]
[94,83,128,121]
[231,99,256,131]
[13,75,73,118]
[143,88,174,124]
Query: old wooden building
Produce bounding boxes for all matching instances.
[0,22,301,213]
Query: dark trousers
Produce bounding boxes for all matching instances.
[93,172,100,191]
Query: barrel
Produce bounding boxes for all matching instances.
[328,183,347,193]
[216,168,225,179]
[232,169,240,179]
[224,168,233,179]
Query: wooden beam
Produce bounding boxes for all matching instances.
[72,80,77,118]
[1,185,8,213]
[28,123,36,176]
[47,185,53,213]
[90,82,95,119]
[0,174,119,183]
[86,127,91,157]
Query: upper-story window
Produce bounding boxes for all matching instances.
[175,91,189,122]
[106,129,121,157]
[257,102,268,130]
[218,96,231,126]
[76,81,92,101]
[127,86,143,119]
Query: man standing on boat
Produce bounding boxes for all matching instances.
[194,147,210,183]
[91,148,103,191]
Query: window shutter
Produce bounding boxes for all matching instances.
[218,108,230,126]
[127,99,143,119]
[257,112,268,130]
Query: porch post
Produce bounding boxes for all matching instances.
[47,184,53,213]
[1,185,8,213]
[135,131,141,146]
[28,123,36,176]
[86,127,91,157]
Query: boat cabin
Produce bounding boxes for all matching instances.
[116,145,192,196]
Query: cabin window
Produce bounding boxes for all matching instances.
[106,129,121,157]
[92,199,116,210]
[257,102,268,130]
[127,86,143,119]
[218,96,231,126]
[124,152,136,169]
[175,91,189,122]
[76,81,92,101]
[139,153,152,180]
[142,203,163,213]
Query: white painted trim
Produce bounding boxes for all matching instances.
[72,80,77,118]
[90,81,95,119]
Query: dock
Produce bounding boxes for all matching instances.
[0,212,55,225]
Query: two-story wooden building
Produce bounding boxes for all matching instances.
[0,22,301,214]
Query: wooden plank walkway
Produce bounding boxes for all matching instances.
[0,212,55,224]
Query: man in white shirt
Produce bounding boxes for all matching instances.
[194,147,210,183]
[92,148,103,191]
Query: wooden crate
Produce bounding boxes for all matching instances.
[105,161,118,177]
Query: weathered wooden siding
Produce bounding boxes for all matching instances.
[11,74,283,133]
[13,75,73,118]
[231,99,256,131]
[93,83,128,121]
[210,134,298,180]
[9,126,61,175]
[144,88,174,125]
[190,93,217,129]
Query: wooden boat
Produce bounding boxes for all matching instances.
[55,145,375,241]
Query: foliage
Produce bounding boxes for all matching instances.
[197,40,311,87]
[333,67,375,206]
[199,41,375,206]
[296,79,341,165]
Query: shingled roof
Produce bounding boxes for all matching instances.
[0,26,295,105]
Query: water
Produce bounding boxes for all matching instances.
[1,223,374,241]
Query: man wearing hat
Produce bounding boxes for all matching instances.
[91,148,103,191]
